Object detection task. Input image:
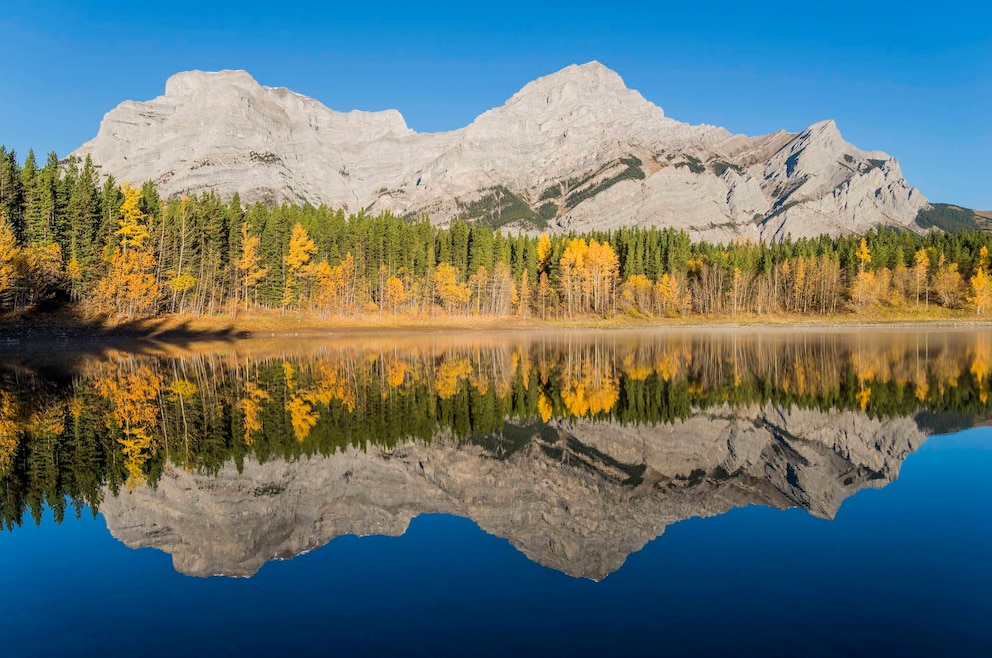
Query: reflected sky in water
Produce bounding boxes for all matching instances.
[0,329,990,656]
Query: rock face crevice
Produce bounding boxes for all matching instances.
[99,404,928,580]
[74,62,927,242]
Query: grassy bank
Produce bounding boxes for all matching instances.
[2,306,989,342]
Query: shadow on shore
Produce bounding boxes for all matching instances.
[0,310,240,373]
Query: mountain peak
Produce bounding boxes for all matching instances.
[517,61,629,96]
[164,69,260,98]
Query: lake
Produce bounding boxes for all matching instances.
[0,328,990,656]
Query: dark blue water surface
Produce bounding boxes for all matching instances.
[0,428,987,657]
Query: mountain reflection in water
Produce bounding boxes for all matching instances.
[0,329,988,579]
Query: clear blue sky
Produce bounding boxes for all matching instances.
[2,1,989,208]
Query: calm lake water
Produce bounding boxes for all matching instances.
[0,328,990,656]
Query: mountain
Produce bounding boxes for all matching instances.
[99,404,927,580]
[74,63,930,241]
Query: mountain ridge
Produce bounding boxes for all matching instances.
[75,62,930,242]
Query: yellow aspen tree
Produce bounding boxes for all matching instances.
[933,256,964,308]
[517,270,531,317]
[537,271,552,319]
[536,233,553,273]
[856,238,872,272]
[969,267,992,315]
[0,211,20,307]
[92,184,161,321]
[432,262,470,313]
[283,223,316,308]
[382,274,407,316]
[913,248,930,308]
[851,239,875,309]
[309,260,336,314]
[237,222,269,309]
[620,274,652,314]
[585,240,618,316]
[559,238,588,316]
[238,381,270,446]
[652,273,680,317]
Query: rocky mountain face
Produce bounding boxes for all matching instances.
[99,404,928,580]
[74,63,929,242]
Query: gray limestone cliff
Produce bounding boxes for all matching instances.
[74,63,928,242]
[99,404,928,580]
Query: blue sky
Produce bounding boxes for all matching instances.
[2,1,989,208]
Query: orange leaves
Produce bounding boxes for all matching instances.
[311,252,358,315]
[433,262,471,313]
[559,238,618,316]
[969,267,992,315]
[285,223,316,273]
[559,350,619,417]
[238,381,270,446]
[116,183,151,250]
[655,273,687,317]
[283,223,317,308]
[238,223,269,309]
[90,184,160,321]
[94,362,163,432]
[971,341,991,404]
[856,238,872,271]
[538,392,553,423]
[856,386,872,412]
[0,212,20,307]
[93,360,163,488]
[0,391,20,474]
[620,274,652,314]
[384,358,408,388]
[536,233,553,271]
[435,356,473,399]
[382,274,408,316]
[286,395,319,442]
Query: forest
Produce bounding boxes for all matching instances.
[2,146,992,322]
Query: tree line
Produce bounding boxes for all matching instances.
[2,145,992,321]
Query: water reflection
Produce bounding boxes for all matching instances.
[0,329,989,578]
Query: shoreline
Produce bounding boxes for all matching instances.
[1,309,991,345]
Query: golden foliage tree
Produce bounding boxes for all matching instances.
[238,381,270,446]
[382,273,407,316]
[93,360,163,488]
[0,211,20,308]
[933,256,964,308]
[536,233,553,272]
[913,248,930,308]
[433,262,471,313]
[283,223,316,308]
[517,270,531,317]
[91,184,161,321]
[969,267,992,315]
[237,223,269,309]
